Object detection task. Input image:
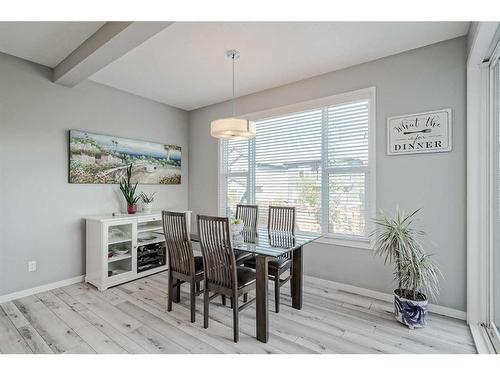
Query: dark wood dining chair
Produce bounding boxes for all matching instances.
[236,204,258,230]
[162,210,204,323]
[197,215,256,342]
[268,205,296,234]
[245,205,296,313]
[233,204,258,267]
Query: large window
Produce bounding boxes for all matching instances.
[219,88,375,246]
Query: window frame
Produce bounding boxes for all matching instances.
[218,87,376,250]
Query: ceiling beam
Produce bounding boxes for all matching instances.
[53,21,173,87]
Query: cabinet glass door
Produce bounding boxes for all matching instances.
[106,222,134,278]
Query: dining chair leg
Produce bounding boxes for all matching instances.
[167,270,173,312]
[203,288,209,328]
[243,293,248,303]
[196,281,201,293]
[232,293,239,343]
[221,295,226,306]
[230,297,233,309]
[274,273,280,313]
[190,282,196,323]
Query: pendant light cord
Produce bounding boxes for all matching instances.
[231,52,235,117]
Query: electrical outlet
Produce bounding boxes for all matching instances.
[28,261,37,272]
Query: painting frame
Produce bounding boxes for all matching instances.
[68,130,182,185]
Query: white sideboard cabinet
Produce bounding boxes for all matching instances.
[85,211,190,291]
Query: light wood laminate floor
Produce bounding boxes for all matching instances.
[0,272,476,354]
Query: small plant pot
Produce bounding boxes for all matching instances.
[127,204,137,214]
[143,202,153,213]
[394,289,428,329]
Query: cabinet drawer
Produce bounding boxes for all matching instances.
[137,215,161,223]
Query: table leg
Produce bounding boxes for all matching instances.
[173,278,181,303]
[255,255,269,343]
[291,246,303,309]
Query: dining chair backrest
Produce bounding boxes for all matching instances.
[267,206,296,234]
[197,215,237,290]
[162,210,194,277]
[235,204,258,231]
[268,231,296,249]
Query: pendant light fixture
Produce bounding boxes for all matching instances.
[210,50,256,140]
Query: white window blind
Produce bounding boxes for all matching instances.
[219,138,252,219]
[255,109,322,232]
[219,90,374,243]
[327,101,369,237]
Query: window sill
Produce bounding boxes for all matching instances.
[313,235,373,250]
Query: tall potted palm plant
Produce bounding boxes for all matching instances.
[119,164,139,214]
[372,208,442,328]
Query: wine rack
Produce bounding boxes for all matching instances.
[137,242,166,273]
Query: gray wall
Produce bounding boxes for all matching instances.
[0,52,189,296]
[188,37,467,310]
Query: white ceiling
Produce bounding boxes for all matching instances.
[0,22,104,67]
[0,22,469,110]
[90,22,470,110]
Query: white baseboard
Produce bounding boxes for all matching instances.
[305,275,467,320]
[0,273,466,321]
[0,275,85,304]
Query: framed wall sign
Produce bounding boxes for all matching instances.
[387,108,452,155]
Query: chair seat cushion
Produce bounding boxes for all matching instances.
[194,256,204,274]
[244,257,292,271]
[237,266,256,287]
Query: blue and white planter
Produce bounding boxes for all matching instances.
[394,289,428,329]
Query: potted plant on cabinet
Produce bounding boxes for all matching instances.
[140,192,156,213]
[119,164,140,214]
[372,208,442,329]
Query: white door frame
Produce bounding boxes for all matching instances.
[487,35,500,353]
[467,21,500,353]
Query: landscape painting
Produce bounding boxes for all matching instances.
[69,130,181,184]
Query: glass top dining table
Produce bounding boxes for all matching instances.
[190,228,321,343]
[190,228,319,257]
